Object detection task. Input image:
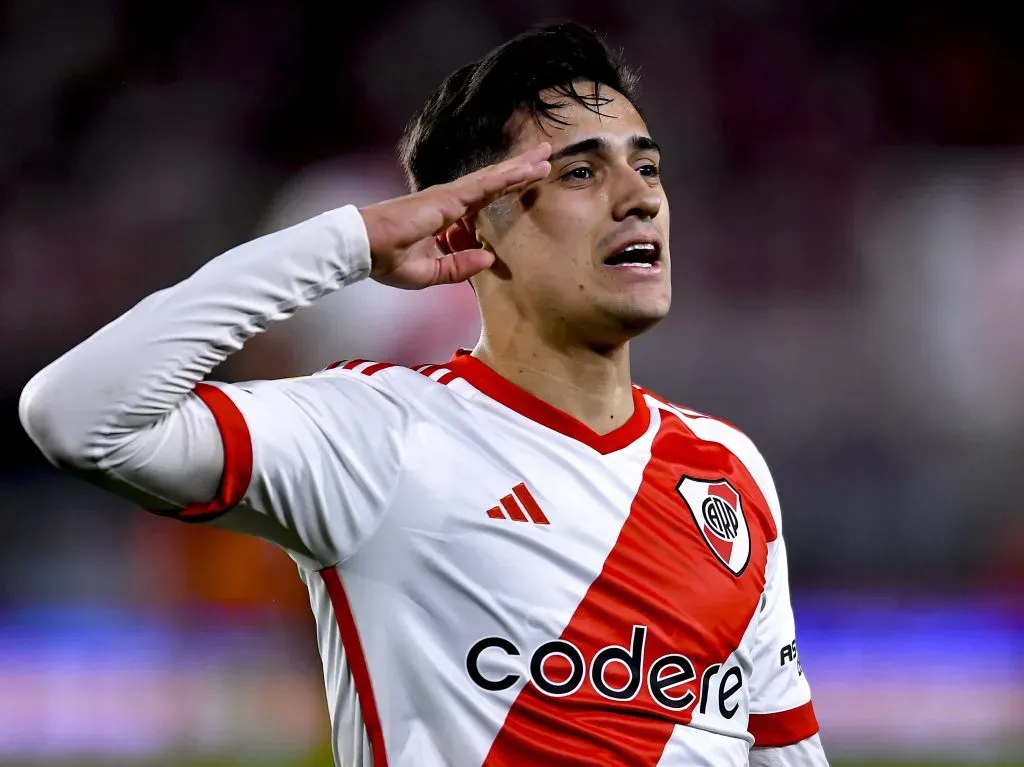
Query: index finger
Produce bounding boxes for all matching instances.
[451,143,552,210]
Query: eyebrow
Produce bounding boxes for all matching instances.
[548,135,661,164]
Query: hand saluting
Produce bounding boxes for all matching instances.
[359,144,551,289]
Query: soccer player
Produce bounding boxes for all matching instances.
[19,22,828,767]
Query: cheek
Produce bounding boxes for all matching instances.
[535,195,600,233]
[499,195,603,280]
[531,206,601,262]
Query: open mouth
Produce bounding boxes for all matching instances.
[603,242,661,268]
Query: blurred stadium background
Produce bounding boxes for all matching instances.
[1,0,1022,765]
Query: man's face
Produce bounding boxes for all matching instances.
[474,81,671,347]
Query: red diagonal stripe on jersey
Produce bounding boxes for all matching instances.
[418,364,443,378]
[487,506,506,520]
[499,494,529,522]
[482,412,773,765]
[512,483,549,524]
[748,700,819,746]
[342,359,369,371]
[320,567,389,767]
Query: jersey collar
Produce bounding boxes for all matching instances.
[446,350,651,455]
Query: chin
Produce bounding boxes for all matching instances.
[557,291,671,347]
[617,309,668,336]
[604,298,671,340]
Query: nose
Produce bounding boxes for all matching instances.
[610,166,662,222]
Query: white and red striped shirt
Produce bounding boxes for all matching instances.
[20,206,827,766]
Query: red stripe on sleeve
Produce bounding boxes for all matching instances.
[173,382,253,521]
[748,700,820,747]
[320,567,389,766]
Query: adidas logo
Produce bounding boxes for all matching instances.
[486,483,550,525]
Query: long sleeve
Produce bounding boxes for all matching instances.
[18,205,409,566]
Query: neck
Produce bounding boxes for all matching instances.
[472,321,636,436]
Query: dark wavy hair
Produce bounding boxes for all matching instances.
[398,21,640,192]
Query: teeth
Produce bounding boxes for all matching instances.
[606,241,658,267]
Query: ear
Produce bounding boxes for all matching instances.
[469,200,513,252]
[463,213,490,251]
[434,218,478,255]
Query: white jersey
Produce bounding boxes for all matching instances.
[191,356,821,766]
[19,206,826,767]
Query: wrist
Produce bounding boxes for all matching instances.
[316,204,374,284]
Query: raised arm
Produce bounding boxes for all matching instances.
[19,145,552,564]
[20,204,372,502]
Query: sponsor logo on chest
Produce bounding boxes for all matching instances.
[466,626,745,718]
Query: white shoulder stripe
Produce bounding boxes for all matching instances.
[645,394,783,531]
[645,395,715,423]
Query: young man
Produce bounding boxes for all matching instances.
[20,22,828,767]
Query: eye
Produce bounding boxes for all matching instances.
[638,163,660,178]
[562,166,593,182]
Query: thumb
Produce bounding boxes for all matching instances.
[435,248,495,284]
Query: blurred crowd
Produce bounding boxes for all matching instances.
[1,0,1022,618]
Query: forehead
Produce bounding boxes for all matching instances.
[509,82,649,153]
